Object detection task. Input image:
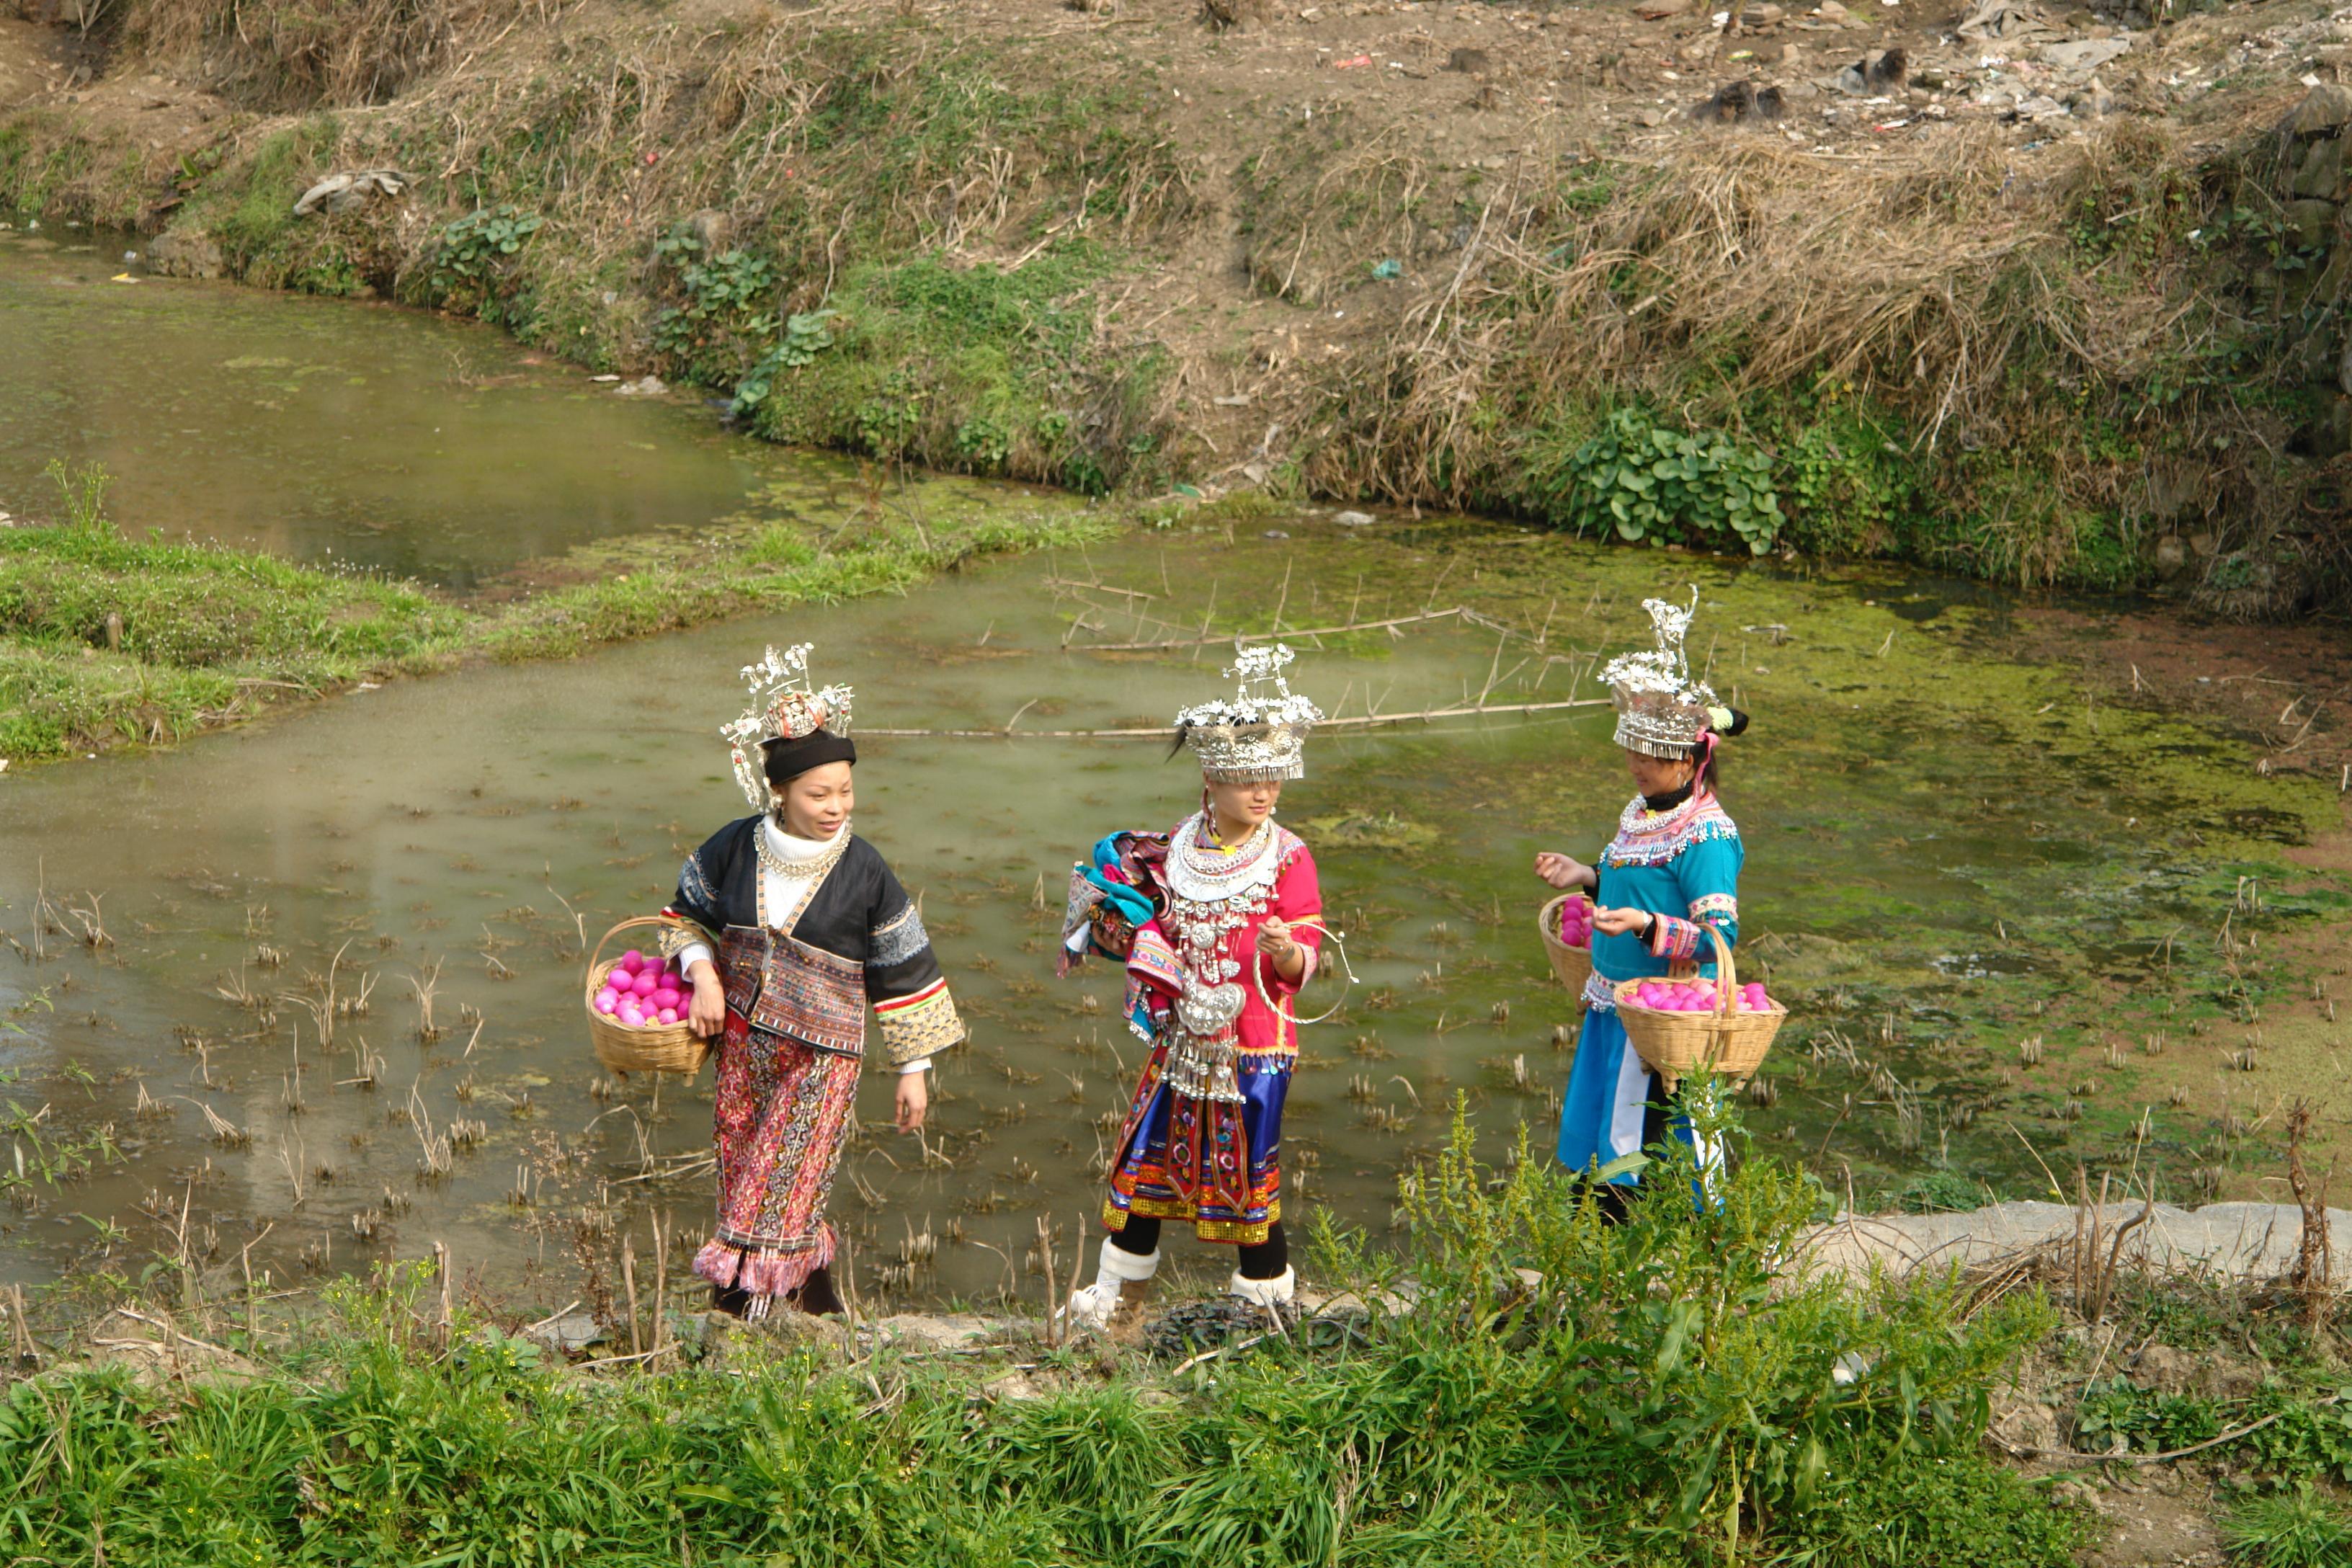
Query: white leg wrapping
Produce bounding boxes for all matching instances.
[1062,1239,1161,1332]
[1227,1265,1295,1309]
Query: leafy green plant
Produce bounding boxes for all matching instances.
[1538,406,1784,555]
[2222,1483,2352,1567]
[429,205,543,300]
[655,244,781,386]
[2072,1376,2222,1456]
[1778,393,1915,557]
[853,367,926,461]
[730,311,839,417]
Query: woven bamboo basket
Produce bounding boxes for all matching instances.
[1536,893,1595,1004]
[586,916,711,1079]
[1611,925,1785,1090]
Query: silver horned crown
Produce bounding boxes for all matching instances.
[1602,588,1719,760]
[1175,643,1323,783]
[721,643,854,809]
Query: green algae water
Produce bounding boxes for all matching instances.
[0,243,2344,1310]
[4,522,2343,1307]
[0,227,826,586]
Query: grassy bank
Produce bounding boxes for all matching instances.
[2,1,2346,610]
[0,471,1114,762]
[0,1115,2089,1568]
[13,1108,2352,1565]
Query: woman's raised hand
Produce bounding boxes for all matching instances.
[1255,918,1295,958]
[1590,905,1650,938]
[1534,852,1593,890]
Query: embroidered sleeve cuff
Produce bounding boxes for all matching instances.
[873,979,965,1066]
[1647,914,1708,961]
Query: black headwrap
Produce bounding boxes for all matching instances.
[762,729,858,785]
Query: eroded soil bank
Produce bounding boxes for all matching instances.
[5,0,2351,609]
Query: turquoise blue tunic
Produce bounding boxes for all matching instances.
[1555,790,1742,1185]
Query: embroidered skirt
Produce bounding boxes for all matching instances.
[1104,1041,1289,1245]
[692,1007,861,1301]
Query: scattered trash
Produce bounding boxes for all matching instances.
[1371,259,1403,280]
[108,273,138,284]
[1333,510,1377,527]
[1213,394,1252,407]
[590,373,622,383]
[120,251,137,263]
[1262,529,1291,539]
[614,375,667,396]
[1332,53,1373,68]
[291,169,414,218]
[2040,37,2130,73]
[1956,0,2041,40]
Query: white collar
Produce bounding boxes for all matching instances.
[763,814,845,863]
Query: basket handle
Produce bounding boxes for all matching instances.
[585,915,709,1006]
[1706,922,1739,1023]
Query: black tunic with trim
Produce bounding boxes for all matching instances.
[664,816,963,1067]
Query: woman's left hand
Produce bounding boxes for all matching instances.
[1591,905,1650,939]
[894,1071,929,1134]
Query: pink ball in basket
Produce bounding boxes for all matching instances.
[657,1007,680,1025]
[619,949,644,970]
[595,989,620,1015]
[651,988,681,1012]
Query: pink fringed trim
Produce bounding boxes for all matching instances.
[692,1229,835,1301]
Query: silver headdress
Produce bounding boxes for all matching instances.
[1175,643,1323,783]
[1602,587,1724,759]
[721,643,854,809]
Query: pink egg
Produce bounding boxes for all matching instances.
[657,1007,679,1025]
[651,988,680,1012]
[594,992,618,1015]
[620,949,643,970]
[631,971,659,997]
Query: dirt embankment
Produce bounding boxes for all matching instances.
[2,0,2350,609]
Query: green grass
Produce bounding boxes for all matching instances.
[0,1108,2088,1567]
[0,491,1115,763]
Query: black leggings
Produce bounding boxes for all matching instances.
[1110,1217,1288,1280]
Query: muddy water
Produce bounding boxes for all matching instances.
[0,227,825,584]
[4,516,2343,1311]
[2,227,2344,1312]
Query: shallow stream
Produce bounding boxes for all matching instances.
[3,227,2343,1314]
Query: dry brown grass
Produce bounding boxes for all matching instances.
[1260,101,2330,592]
[120,0,580,107]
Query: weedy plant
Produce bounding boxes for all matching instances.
[0,1100,2081,1567]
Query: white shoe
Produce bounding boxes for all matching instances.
[1059,1239,1159,1335]
[1061,1279,1124,1333]
[1228,1265,1296,1310]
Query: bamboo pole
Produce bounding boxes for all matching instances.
[860,695,1609,740]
